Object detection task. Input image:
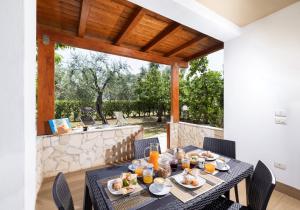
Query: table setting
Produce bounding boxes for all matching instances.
[93,144,239,210]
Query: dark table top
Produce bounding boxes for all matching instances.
[85,145,254,210]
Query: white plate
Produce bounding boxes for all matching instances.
[149,183,171,196]
[200,152,219,161]
[172,173,206,189]
[128,164,136,172]
[216,164,230,171]
[107,179,123,195]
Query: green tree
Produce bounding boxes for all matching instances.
[135,63,170,122]
[68,52,128,124]
[184,57,224,127]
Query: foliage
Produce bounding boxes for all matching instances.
[182,57,224,127]
[55,48,224,127]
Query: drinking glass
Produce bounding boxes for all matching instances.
[181,158,190,169]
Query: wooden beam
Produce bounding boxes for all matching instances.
[38,25,189,68]
[115,7,145,45]
[142,23,181,52]
[37,35,55,135]
[170,63,180,123]
[165,36,206,57]
[185,42,224,61]
[78,0,90,37]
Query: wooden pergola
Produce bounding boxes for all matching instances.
[37,0,224,135]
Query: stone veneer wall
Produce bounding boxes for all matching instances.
[178,122,224,148]
[36,125,143,193]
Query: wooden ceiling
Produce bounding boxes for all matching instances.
[37,0,224,67]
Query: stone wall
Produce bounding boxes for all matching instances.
[36,125,143,193]
[178,122,224,148]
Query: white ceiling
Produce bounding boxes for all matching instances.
[196,0,299,26]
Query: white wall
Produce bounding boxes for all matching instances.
[224,2,300,189]
[0,0,36,209]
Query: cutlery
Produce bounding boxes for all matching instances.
[169,177,197,196]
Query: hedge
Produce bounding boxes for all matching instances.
[55,100,169,121]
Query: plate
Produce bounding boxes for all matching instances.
[216,164,230,171]
[172,173,206,189]
[107,179,123,195]
[107,179,137,195]
[149,183,171,196]
[128,164,136,172]
[200,152,219,161]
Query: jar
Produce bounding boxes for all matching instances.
[158,158,171,178]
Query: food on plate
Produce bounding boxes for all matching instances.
[121,173,138,185]
[120,186,135,194]
[184,168,200,177]
[112,178,123,191]
[201,151,215,158]
[182,174,199,186]
[191,178,199,186]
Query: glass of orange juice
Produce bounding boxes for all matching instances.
[204,163,216,174]
[181,158,190,169]
[143,168,153,184]
[134,165,144,177]
[145,143,160,171]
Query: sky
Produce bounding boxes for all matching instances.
[57,48,224,74]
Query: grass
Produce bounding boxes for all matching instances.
[72,116,167,138]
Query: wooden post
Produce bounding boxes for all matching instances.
[170,62,180,123]
[37,34,55,135]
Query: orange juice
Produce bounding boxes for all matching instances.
[204,163,216,174]
[181,158,190,169]
[149,151,159,171]
[143,174,153,184]
[134,167,144,177]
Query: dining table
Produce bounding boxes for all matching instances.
[83,145,253,210]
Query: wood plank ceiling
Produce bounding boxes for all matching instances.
[37,0,224,67]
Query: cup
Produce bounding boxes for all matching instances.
[181,158,190,170]
[216,159,226,169]
[204,163,216,174]
[153,177,166,191]
[198,158,205,169]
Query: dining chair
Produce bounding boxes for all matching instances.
[52,172,75,210]
[134,137,161,159]
[203,160,276,210]
[203,137,239,202]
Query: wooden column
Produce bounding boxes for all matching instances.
[37,34,55,135]
[170,63,180,123]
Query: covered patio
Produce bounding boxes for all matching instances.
[36,0,225,197]
[1,0,300,209]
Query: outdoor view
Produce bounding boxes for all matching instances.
[54,46,224,137]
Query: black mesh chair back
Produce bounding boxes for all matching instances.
[52,172,75,210]
[248,160,276,210]
[134,137,161,159]
[203,137,236,159]
[80,115,96,126]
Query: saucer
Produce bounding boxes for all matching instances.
[216,164,230,171]
[149,183,171,196]
[128,164,136,172]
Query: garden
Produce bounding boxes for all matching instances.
[54,47,224,136]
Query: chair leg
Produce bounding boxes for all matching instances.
[224,190,230,200]
[234,185,239,203]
